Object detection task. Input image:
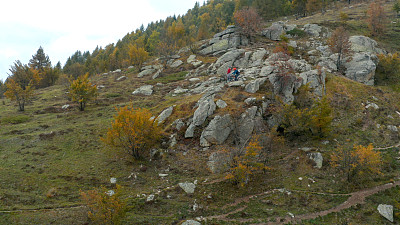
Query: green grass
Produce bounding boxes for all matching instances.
[0,115,31,124]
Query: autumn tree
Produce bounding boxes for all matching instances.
[5,61,40,111]
[309,96,333,138]
[375,52,400,85]
[366,1,387,36]
[327,26,351,72]
[102,105,162,160]
[69,73,98,111]
[226,136,270,187]
[331,144,382,183]
[128,44,149,69]
[80,185,126,225]
[234,7,263,41]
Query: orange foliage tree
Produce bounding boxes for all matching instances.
[80,185,126,225]
[331,144,382,183]
[234,7,263,41]
[102,105,162,160]
[366,1,387,36]
[327,26,351,71]
[69,73,98,111]
[226,136,270,187]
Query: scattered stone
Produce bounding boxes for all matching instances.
[132,85,153,96]
[170,60,183,68]
[116,76,127,81]
[189,78,201,82]
[387,125,398,132]
[173,87,189,94]
[146,194,155,202]
[308,152,323,169]
[377,204,393,222]
[159,174,168,178]
[185,123,196,138]
[62,105,70,110]
[182,220,201,225]
[187,55,197,63]
[179,182,196,194]
[156,106,174,125]
[110,177,117,184]
[365,103,379,109]
[192,95,216,126]
[303,24,322,36]
[106,190,115,196]
[244,97,257,105]
[173,119,185,130]
[299,147,313,152]
[216,99,227,108]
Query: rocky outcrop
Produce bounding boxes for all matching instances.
[262,21,296,41]
[303,24,322,37]
[344,52,378,86]
[200,114,234,147]
[299,69,326,97]
[200,25,248,55]
[179,182,196,194]
[349,36,385,55]
[245,78,268,93]
[236,106,258,145]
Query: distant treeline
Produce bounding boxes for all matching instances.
[62,0,334,77]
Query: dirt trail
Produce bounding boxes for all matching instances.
[204,180,400,224]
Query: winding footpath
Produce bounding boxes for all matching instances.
[204,180,400,224]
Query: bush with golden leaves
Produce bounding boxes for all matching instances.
[80,185,126,225]
[331,144,382,183]
[226,137,270,187]
[69,73,98,111]
[102,105,162,160]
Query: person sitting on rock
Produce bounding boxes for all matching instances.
[232,68,240,81]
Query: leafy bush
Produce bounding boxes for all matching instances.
[286,28,306,38]
[80,185,126,225]
[331,144,382,183]
[375,53,400,86]
[69,73,98,111]
[226,137,270,187]
[102,105,162,160]
[280,96,332,139]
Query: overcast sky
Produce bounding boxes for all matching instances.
[0,0,200,81]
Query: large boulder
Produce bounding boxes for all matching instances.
[303,24,322,37]
[169,59,183,68]
[349,36,385,55]
[377,204,394,222]
[200,25,248,55]
[299,69,326,97]
[192,95,216,126]
[179,182,196,194]
[138,69,156,78]
[245,77,268,93]
[308,152,323,169]
[200,114,234,147]
[156,106,174,125]
[344,52,378,86]
[132,85,153,96]
[262,21,296,41]
[236,106,258,145]
[207,151,230,173]
[214,49,245,70]
[268,73,302,104]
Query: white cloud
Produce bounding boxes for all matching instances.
[0,0,199,81]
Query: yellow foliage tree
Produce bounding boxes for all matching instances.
[226,137,270,187]
[128,44,149,69]
[5,63,40,111]
[69,73,98,111]
[102,105,161,160]
[331,144,382,183]
[80,185,126,225]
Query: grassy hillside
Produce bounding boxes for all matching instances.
[1,1,400,224]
